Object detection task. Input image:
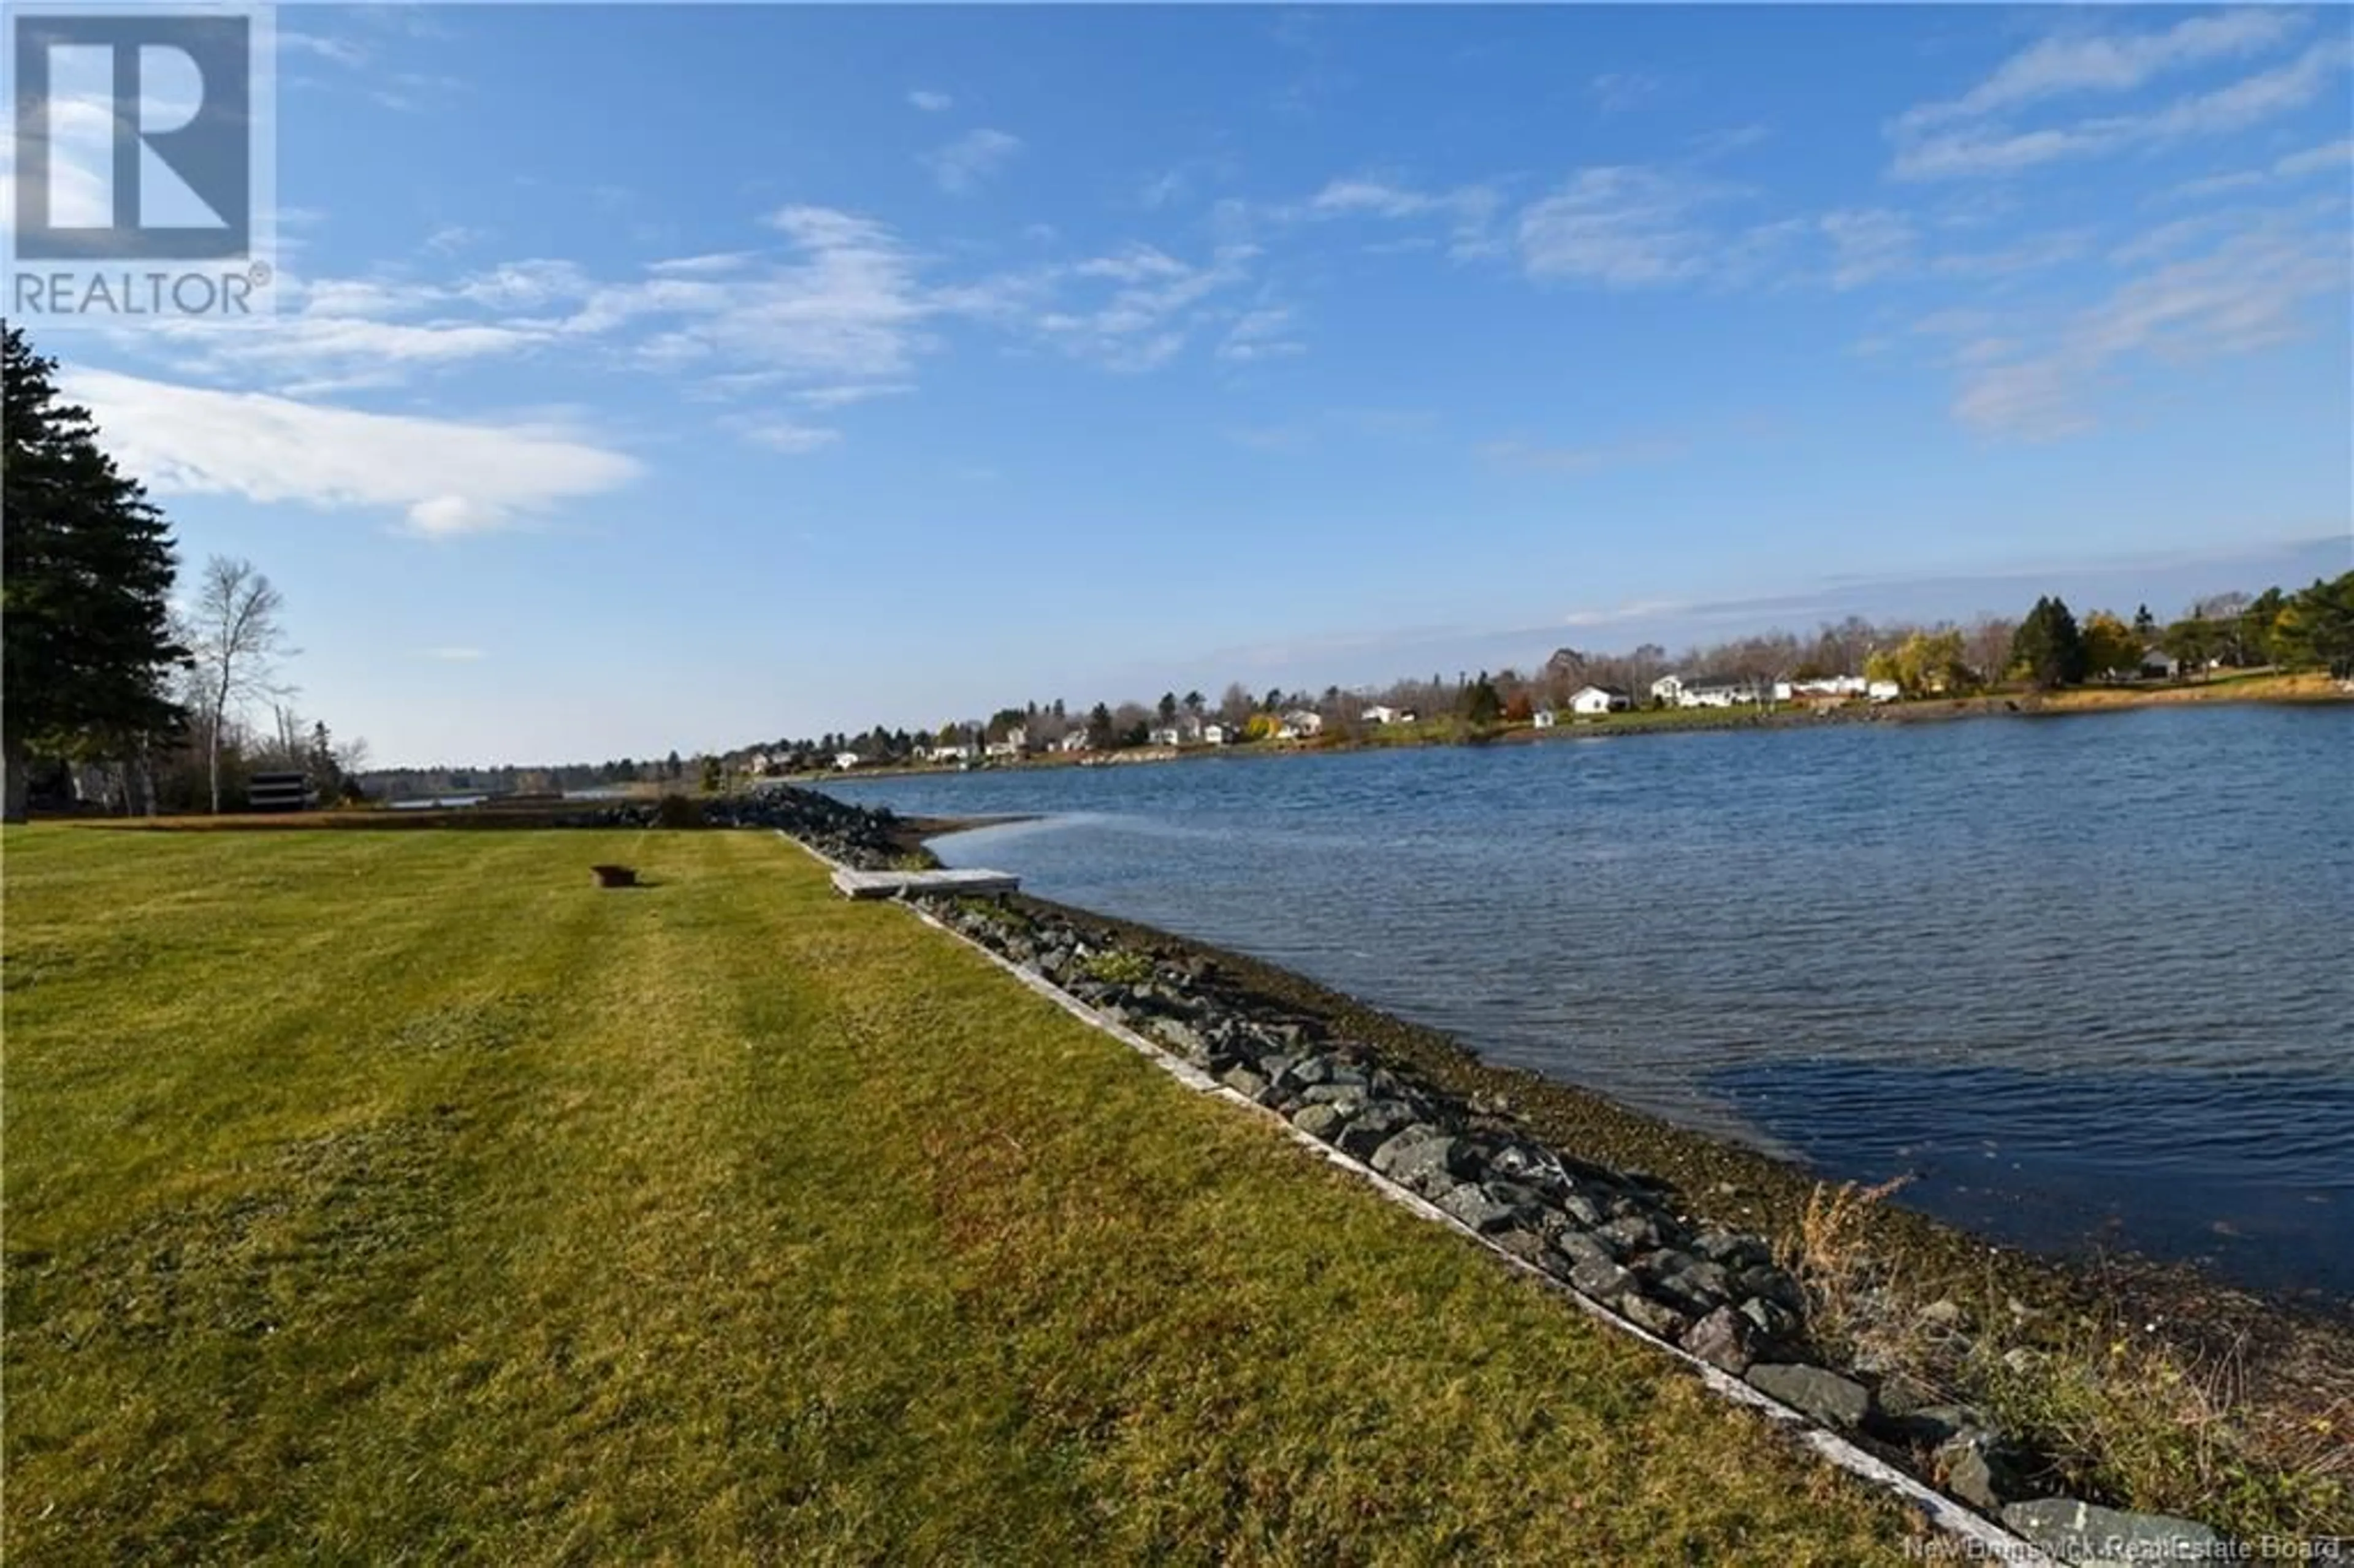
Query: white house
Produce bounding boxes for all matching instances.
[1571,685,1632,715]
[1791,675,1867,699]
[1004,725,1027,750]
[832,752,861,771]
[1650,675,1686,706]
[1058,731,1091,753]
[1278,709,1324,739]
[1200,723,1227,746]
[1679,675,1761,709]
[1149,725,1185,747]
[1532,709,1557,729]
[1362,704,1402,725]
[983,740,1021,759]
[1865,679,1902,702]
[2139,647,2179,680]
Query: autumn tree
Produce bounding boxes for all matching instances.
[2079,610,2142,680]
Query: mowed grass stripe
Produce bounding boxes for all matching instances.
[4,825,1919,1563]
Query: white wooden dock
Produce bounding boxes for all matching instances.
[829,866,1021,901]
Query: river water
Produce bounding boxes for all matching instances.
[823,706,2354,1303]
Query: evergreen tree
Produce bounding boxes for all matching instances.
[1463,671,1504,726]
[3,325,189,820]
[2009,596,2087,689]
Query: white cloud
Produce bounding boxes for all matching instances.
[1037,243,1256,370]
[908,89,954,113]
[1218,306,1305,363]
[925,128,1023,196]
[2168,137,2354,200]
[421,646,485,661]
[737,420,842,454]
[1516,167,1721,287]
[1821,209,1919,289]
[1897,10,2309,133]
[61,369,640,537]
[1952,218,2349,438]
[1589,71,1666,113]
[1894,38,2352,180]
[1301,175,1503,258]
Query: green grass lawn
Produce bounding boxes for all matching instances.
[4,824,1921,1562]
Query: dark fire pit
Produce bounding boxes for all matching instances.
[590,864,639,888]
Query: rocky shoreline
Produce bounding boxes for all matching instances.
[720,783,2350,1561]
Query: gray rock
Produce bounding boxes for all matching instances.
[1681,1304,1759,1374]
[1219,1066,1268,1101]
[1553,1230,1617,1271]
[1936,1433,2022,1513]
[1617,1293,1688,1340]
[1290,1103,1344,1142]
[1436,1182,1518,1233]
[1736,1265,1808,1314]
[1290,1056,1335,1087]
[1569,1257,1634,1301]
[1299,1083,1368,1109]
[1735,1295,1800,1344]
[1336,1105,1415,1161]
[1558,1192,1606,1228]
[1998,1499,2220,1567]
[1151,1019,1208,1057]
[1599,1213,1661,1254]
[1694,1229,1772,1271]
[1370,1131,1469,1190]
[1493,1228,1552,1266]
[1745,1363,1873,1429]
[1894,1404,1984,1447]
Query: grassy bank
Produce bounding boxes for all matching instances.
[2,823,1925,1562]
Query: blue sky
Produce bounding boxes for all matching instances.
[34,4,2354,764]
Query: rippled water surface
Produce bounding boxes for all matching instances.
[824,707,2354,1301]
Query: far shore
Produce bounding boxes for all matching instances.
[797,668,2348,784]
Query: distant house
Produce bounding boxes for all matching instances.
[1865,679,1902,703]
[1200,723,1227,746]
[1650,674,1686,707]
[1362,704,1402,725]
[832,752,861,771]
[1680,675,1761,709]
[1058,731,1091,754]
[1791,675,1867,699]
[1149,725,1185,747]
[1570,685,1632,715]
[1278,709,1324,739]
[2139,647,2179,680]
[1532,709,1557,729]
[1004,725,1027,750]
[983,740,1021,759]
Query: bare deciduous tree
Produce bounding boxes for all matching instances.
[189,556,294,812]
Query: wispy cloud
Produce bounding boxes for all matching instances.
[1588,70,1666,113]
[1952,215,2349,439]
[1893,33,2350,181]
[735,419,842,455]
[907,88,953,113]
[422,645,485,661]
[924,127,1023,196]
[64,369,641,538]
[1217,305,1305,363]
[1515,167,1724,287]
[2166,136,2354,201]
[1896,10,2309,134]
